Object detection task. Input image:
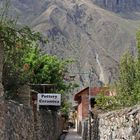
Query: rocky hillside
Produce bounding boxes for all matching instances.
[1,0,140,87]
[93,0,140,12]
[93,0,140,19]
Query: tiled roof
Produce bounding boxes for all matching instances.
[74,87,110,101]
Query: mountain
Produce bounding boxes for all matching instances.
[93,0,140,19]
[1,0,140,87]
[93,0,140,13]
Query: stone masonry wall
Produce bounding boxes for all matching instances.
[82,105,140,140]
[0,100,34,140]
[35,110,64,140]
[98,105,140,140]
[0,100,64,140]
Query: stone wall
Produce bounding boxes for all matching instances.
[0,100,34,140]
[0,100,65,140]
[98,105,140,140]
[82,105,140,140]
[35,110,65,140]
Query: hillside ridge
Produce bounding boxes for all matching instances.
[1,0,140,86]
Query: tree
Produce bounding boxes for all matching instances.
[133,31,140,104]
[96,31,140,110]
[0,2,74,116]
[112,31,140,107]
[0,17,71,100]
[0,20,41,98]
[117,52,136,106]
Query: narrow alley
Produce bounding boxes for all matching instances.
[60,129,83,140]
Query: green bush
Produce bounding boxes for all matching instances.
[96,31,140,111]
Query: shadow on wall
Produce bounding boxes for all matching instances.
[91,114,100,140]
[78,121,82,135]
[80,114,100,140]
[82,120,88,140]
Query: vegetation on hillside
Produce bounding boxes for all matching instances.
[96,31,140,110]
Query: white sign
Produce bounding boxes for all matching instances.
[37,93,61,106]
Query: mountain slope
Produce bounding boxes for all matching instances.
[93,0,140,13]
[1,0,140,86]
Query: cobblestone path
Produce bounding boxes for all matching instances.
[64,129,83,140]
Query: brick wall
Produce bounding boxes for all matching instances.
[78,102,82,121]
[77,90,89,121]
[82,94,89,119]
[77,102,82,134]
[77,90,89,135]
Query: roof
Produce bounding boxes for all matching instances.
[74,87,110,101]
[74,87,89,101]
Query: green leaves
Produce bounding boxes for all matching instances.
[115,32,140,107]
[29,54,67,86]
[96,31,140,111]
[1,18,71,99]
[96,93,118,110]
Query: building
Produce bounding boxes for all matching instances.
[74,86,115,133]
